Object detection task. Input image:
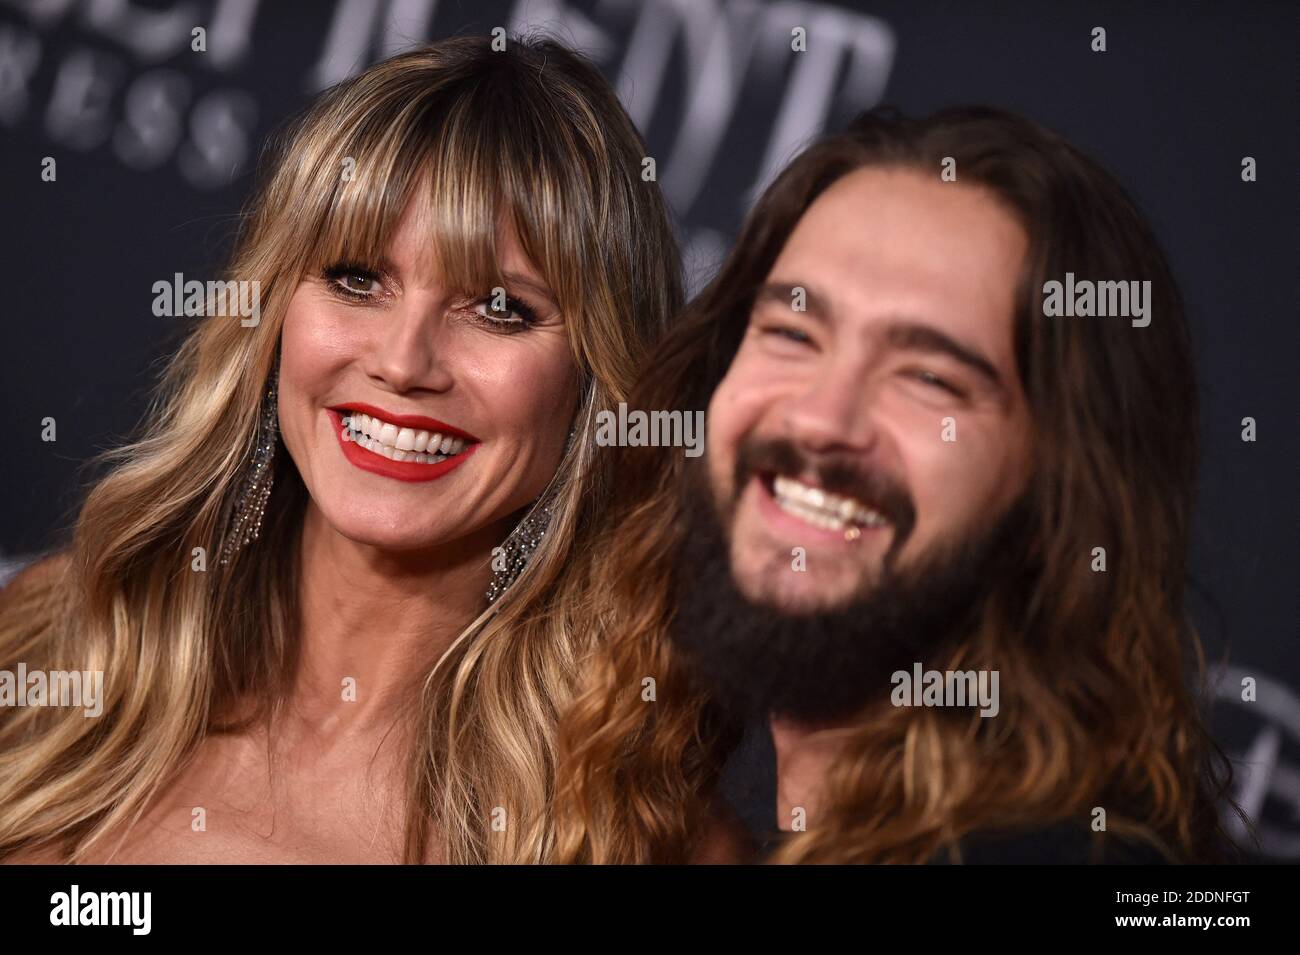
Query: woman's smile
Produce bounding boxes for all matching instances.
[326,405,480,483]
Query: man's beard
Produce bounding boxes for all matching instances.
[668,437,1034,724]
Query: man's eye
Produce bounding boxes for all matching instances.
[762,325,812,345]
[910,369,963,397]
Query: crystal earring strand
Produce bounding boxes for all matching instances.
[484,424,577,603]
[218,361,280,566]
[484,499,554,604]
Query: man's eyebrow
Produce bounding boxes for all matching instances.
[884,321,1003,387]
[753,281,832,320]
[753,283,1004,388]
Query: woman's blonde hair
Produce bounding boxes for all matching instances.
[0,35,683,864]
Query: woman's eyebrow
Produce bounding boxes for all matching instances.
[319,254,400,279]
[502,270,558,306]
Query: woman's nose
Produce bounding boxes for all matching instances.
[363,294,456,394]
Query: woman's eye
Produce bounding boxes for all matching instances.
[322,264,383,300]
[339,273,377,294]
[471,295,539,330]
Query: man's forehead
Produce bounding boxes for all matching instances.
[769,168,1027,348]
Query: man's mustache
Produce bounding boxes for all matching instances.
[732,436,918,552]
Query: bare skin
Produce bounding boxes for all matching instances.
[12,502,481,864]
[704,169,1033,847]
[770,717,851,834]
[8,201,579,864]
[67,716,423,865]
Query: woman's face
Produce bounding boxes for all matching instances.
[278,199,579,553]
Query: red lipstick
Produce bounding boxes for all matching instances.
[327,406,479,483]
[330,402,480,442]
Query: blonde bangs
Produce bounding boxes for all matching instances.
[0,37,684,866]
[300,72,600,333]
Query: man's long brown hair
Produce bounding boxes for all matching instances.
[554,106,1237,863]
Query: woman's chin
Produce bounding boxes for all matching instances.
[320,511,463,554]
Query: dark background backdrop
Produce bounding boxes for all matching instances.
[0,0,1296,859]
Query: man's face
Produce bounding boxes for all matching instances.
[706,167,1033,614]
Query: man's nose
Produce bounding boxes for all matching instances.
[781,358,880,455]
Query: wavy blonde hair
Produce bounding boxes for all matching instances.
[0,36,682,864]
[554,107,1237,864]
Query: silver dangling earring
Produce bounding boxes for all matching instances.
[485,498,553,604]
[484,424,577,603]
[218,359,279,566]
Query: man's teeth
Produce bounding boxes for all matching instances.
[771,475,888,531]
[341,413,469,464]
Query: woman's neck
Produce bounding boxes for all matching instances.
[286,500,508,740]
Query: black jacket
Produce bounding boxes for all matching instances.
[720,715,1175,864]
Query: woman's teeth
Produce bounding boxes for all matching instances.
[771,474,888,532]
[341,413,470,464]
